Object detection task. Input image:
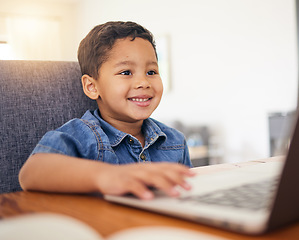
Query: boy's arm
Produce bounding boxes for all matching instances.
[19,153,195,199]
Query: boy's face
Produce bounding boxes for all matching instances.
[95,37,163,124]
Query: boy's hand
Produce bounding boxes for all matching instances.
[96,163,195,200]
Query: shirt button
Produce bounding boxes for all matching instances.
[140,153,146,161]
[128,138,134,145]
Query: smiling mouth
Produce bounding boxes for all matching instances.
[129,97,152,102]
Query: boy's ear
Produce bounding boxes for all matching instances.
[81,74,100,100]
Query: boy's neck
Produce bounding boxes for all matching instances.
[116,121,145,147]
[101,115,145,147]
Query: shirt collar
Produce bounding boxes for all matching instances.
[93,109,166,147]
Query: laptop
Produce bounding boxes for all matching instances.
[104,112,299,235]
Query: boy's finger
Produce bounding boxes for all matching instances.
[126,181,154,200]
[158,163,196,178]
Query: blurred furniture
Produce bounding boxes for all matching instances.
[0,60,97,194]
[268,111,297,156]
[171,121,210,167]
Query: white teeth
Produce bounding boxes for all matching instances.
[131,98,149,102]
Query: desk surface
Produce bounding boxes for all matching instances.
[1,157,299,240]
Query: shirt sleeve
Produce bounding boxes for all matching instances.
[31,119,99,160]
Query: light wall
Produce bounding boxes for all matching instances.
[0,0,78,60]
[1,0,297,163]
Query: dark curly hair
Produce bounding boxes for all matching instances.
[77,21,157,79]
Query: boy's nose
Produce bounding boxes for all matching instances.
[134,76,151,89]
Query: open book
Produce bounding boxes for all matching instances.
[0,213,228,240]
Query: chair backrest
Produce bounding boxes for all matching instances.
[0,60,98,193]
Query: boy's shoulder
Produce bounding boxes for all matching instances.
[56,110,101,132]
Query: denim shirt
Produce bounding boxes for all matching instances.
[32,110,192,167]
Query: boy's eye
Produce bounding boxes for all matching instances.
[120,70,132,75]
[147,70,157,76]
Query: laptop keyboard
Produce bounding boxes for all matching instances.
[179,178,279,211]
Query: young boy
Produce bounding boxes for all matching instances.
[19,21,194,200]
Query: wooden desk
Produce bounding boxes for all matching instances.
[1,158,299,239]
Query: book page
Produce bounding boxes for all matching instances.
[107,226,228,240]
[0,213,229,240]
[0,213,102,240]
